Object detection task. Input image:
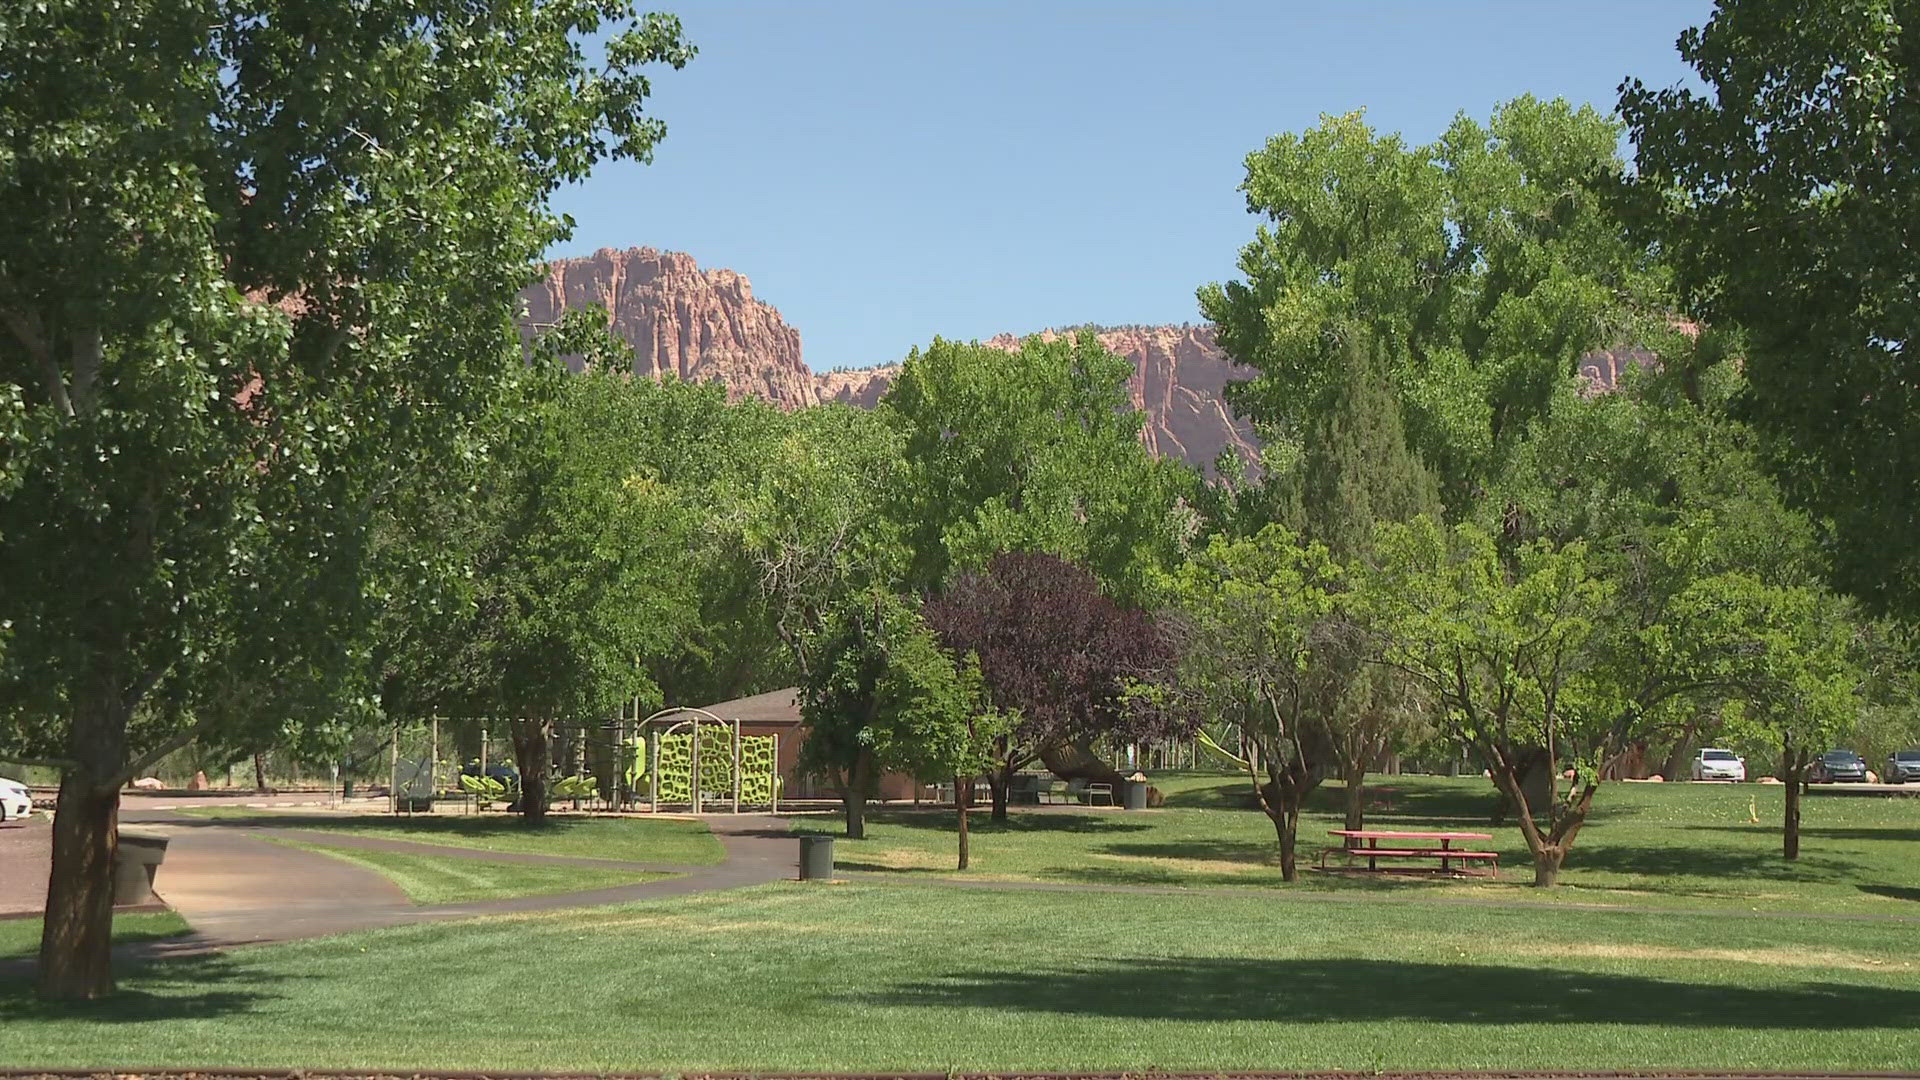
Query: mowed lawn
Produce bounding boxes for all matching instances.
[266,837,676,904]
[180,807,726,866]
[798,772,1920,915]
[0,911,190,960]
[2,880,1915,1072]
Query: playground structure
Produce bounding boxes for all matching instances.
[637,706,780,814]
[379,700,781,814]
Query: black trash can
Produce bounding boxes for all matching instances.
[113,831,169,906]
[798,834,835,880]
[1122,779,1149,811]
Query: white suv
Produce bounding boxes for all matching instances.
[1691,748,1747,782]
[0,777,33,821]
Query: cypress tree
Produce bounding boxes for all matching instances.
[1300,331,1442,559]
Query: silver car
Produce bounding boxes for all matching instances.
[1887,750,1920,785]
[1691,748,1746,781]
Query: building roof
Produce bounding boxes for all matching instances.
[688,687,802,726]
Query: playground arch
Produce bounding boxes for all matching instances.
[637,706,780,813]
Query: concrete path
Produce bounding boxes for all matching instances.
[2,812,797,979]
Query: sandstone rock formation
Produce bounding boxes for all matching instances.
[984,325,1259,472]
[520,247,821,407]
[522,249,1262,473]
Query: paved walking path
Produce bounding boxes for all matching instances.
[2,811,797,978]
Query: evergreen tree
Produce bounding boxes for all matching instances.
[1298,331,1442,559]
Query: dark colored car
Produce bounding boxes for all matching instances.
[1808,749,1870,784]
[1886,750,1920,785]
[460,762,520,785]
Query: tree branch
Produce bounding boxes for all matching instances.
[1,305,72,416]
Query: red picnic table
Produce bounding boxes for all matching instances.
[1322,829,1499,877]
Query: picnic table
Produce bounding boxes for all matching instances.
[1321,829,1498,877]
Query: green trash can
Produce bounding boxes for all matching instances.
[798,834,835,880]
[113,831,169,906]
[1122,779,1149,811]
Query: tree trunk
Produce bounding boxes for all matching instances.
[986,769,1009,822]
[39,776,120,1000]
[843,791,867,839]
[1341,762,1367,833]
[956,780,969,870]
[1782,739,1802,861]
[252,751,268,793]
[510,719,552,825]
[1532,844,1566,887]
[842,752,872,839]
[1661,716,1699,781]
[39,681,131,1001]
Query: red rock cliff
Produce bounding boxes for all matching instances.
[523,250,1261,471]
[521,247,821,407]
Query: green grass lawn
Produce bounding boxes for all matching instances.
[2,880,1914,1072]
[0,911,191,960]
[181,807,725,866]
[797,771,1920,915]
[267,837,674,904]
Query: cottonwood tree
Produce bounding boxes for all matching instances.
[1162,527,1343,881]
[882,331,1195,604]
[0,0,690,998]
[421,364,698,823]
[1619,0,1920,619]
[922,551,1180,821]
[1201,99,1659,511]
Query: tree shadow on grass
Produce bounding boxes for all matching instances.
[1565,843,1859,884]
[861,957,1919,1029]
[1693,824,1920,844]
[862,808,1154,837]
[1858,885,1920,904]
[0,952,289,1022]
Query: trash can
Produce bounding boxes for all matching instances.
[113,831,169,906]
[798,834,835,880]
[1122,779,1150,811]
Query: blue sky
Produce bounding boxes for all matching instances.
[549,1,1714,371]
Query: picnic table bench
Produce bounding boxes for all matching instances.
[1320,829,1498,877]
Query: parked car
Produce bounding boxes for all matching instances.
[1886,750,1920,785]
[0,777,33,822]
[1808,749,1870,784]
[460,761,519,785]
[1690,748,1747,781]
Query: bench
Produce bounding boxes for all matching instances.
[1321,829,1499,877]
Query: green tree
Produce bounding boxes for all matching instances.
[1271,329,1441,831]
[737,404,906,677]
[1619,0,1920,619]
[798,591,992,843]
[1201,100,1659,512]
[1364,519,1609,887]
[0,1,690,998]
[882,331,1195,603]
[424,364,698,824]
[1163,526,1342,881]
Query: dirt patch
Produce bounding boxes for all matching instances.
[850,847,952,870]
[1501,939,1911,973]
[1091,851,1276,876]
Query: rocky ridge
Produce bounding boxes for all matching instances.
[522,248,1261,472]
